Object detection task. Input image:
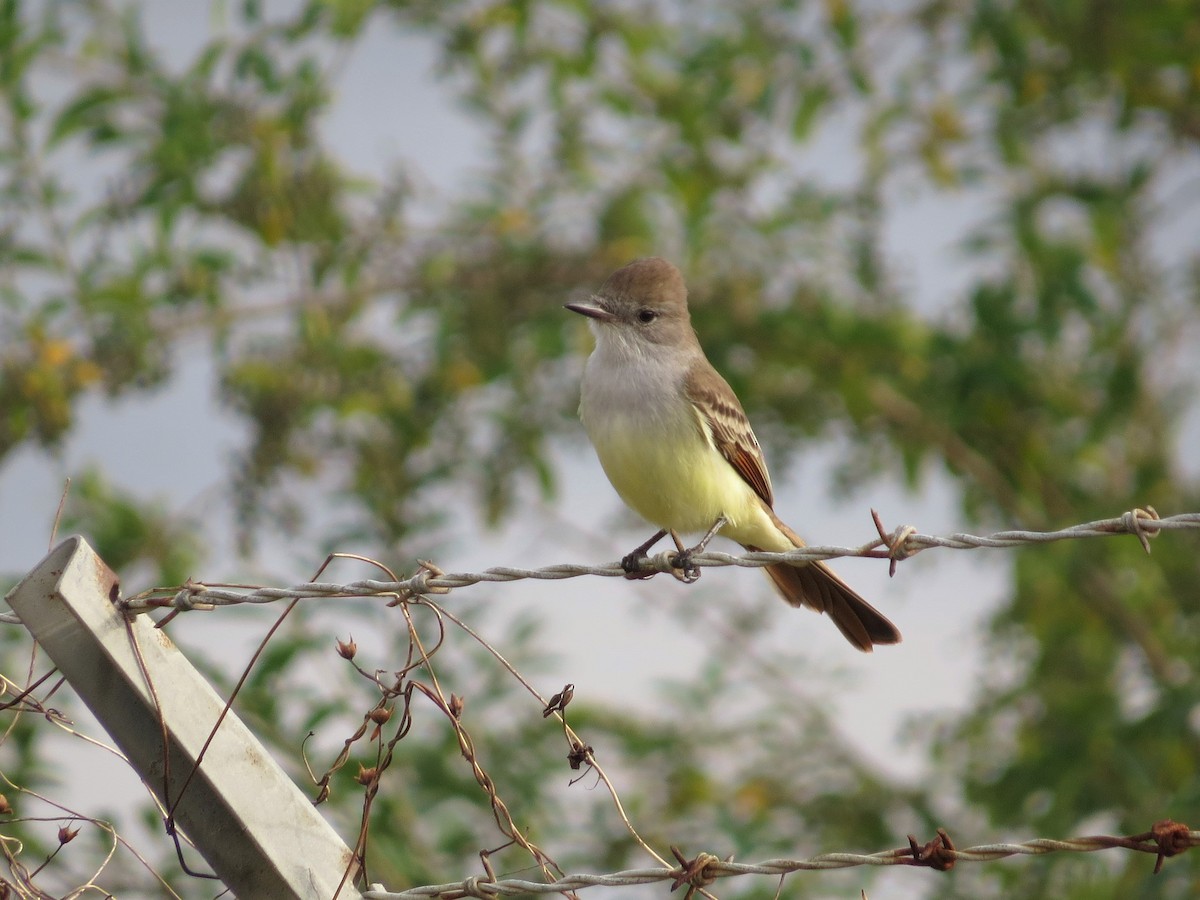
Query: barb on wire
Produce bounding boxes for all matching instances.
[361,819,1200,898]
[96,508,1200,615]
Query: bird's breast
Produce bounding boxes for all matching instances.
[578,354,763,535]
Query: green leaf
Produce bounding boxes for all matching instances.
[47,86,127,147]
[792,83,831,139]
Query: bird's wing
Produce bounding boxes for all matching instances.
[685,360,774,508]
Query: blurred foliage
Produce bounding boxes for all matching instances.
[0,0,1199,896]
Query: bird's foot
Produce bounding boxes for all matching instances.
[667,532,700,580]
[621,529,667,579]
[668,516,727,584]
[620,552,656,579]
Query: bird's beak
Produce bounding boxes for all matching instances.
[564,299,615,321]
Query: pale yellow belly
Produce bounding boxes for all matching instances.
[585,407,782,548]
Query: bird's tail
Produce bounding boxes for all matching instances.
[749,514,902,653]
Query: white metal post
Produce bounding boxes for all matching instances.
[5,536,363,899]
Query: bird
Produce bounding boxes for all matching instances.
[565,257,901,652]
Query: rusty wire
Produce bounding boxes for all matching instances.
[74,507,1199,616]
[361,821,1199,898]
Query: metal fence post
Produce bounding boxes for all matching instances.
[5,536,363,899]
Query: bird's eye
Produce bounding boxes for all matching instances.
[637,309,657,324]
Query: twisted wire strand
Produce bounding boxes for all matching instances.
[0,510,1188,623]
[362,825,1200,898]
[97,508,1199,614]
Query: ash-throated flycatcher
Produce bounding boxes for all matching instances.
[566,257,901,652]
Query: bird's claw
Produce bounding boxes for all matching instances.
[669,549,702,584]
[621,551,656,580]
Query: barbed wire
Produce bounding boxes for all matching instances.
[3,510,1197,896]
[363,820,1198,898]
[0,508,1192,624]
[100,507,1196,615]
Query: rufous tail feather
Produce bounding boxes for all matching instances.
[749,514,902,652]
